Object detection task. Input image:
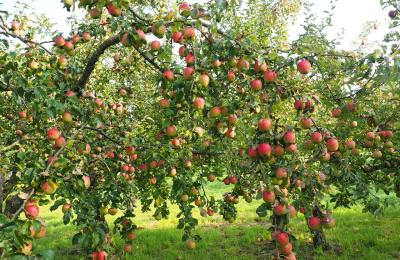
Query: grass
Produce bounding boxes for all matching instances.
[34,183,400,259]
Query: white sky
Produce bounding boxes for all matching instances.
[1,0,392,50]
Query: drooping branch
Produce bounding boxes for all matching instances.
[133,45,164,73]
[75,34,121,93]
[0,16,52,55]
[84,126,122,145]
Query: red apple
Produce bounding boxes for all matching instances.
[262,190,275,203]
[183,27,195,40]
[185,52,195,64]
[183,67,195,80]
[273,203,287,216]
[166,125,177,137]
[193,97,205,110]
[47,128,61,140]
[150,40,161,51]
[345,139,356,149]
[300,118,312,129]
[106,3,122,17]
[227,71,235,82]
[276,167,287,179]
[54,36,65,46]
[210,106,221,118]
[297,59,311,74]
[163,70,174,81]
[310,132,323,143]
[172,31,183,43]
[250,79,262,91]
[159,98,170,108]
[273,145,285,157]
[263,70,277,82]
[331,107,342,118]
[199,74,210,87]
[247,147,258,158]
[257,143,271,157]
[294,99,304,110]
[276,232,289,245]
[258,118,272,132]
[283,131,296,144]
[307,217,321,230]
[326,138,339,152]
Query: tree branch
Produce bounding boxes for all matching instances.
[84,126,122,145]
[75,34,121,94]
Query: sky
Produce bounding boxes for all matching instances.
[0,0,393,50]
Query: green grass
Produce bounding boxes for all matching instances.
[34,183,400,259]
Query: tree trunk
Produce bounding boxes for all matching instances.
[312,229,331,250]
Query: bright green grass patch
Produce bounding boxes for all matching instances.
[34,183,400,259]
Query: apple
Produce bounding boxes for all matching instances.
[346,101,356,112]
[82,175,91,188]
[288,205,296,218]
[350,121,358,128]
[258,118,272,131]
[276,232,289,245]
[106,3,122,17]
[212,59,222,68]
[41,181,58,195]
[181,194,189,202]
[229,175,238,184]
[150,40,161,51]
[151,24,166,38]
[185,160,192,168]
[18,111,27,119]
[227,71,235,82]
[294,99,304,110]
[279,242,293,255]
[331,107,342,118]
[372,150,382,158]
[254,60,268,72]
[210,106,221,118]
[82,32,91,42]
[24,201,39,219]
[223,177,230,185]
[178,46,186,57]
[283,131,296,144]
[55,36,65,46]
[89,7,102,19]
[193,97,205,110]
[207,174,216,182]
[185,52,195,64]
[263,70,277,82]
[389,10,397,18]
[247,147,258,158]
[92,251,107,260]
[166,125,177,137]
[187,239,196,249]
[225,128,236,138]
[199,74,210,87]
[172,31,183,43]
[228,114,238,125]
[310,132,323,143]
[297,59,311,74]
[108,208,118,215]
[62,112,73,123]
[257,143,271,157]
[71,34,80,44]
[326,138,339,152]
[365,131,375,139]
[184,27,195,40]
[307,217,321,230]
[149,177,157,185]
[159,98,170,108]
[300,118,312,129]
[276,167,287,179]
[262,190,275,203]
[273,145,285,157]
[163,70,174,81]
[273,204,287,216]
[124,244,132,253]
[54,137,66,148]
[345,139,356,149]
[250,79,262,90]
[29,60,39,69]
[64,41,74,50]
[21,242,32,256]
[183,67,195,80]
[62,203,72,213]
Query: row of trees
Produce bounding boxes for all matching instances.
[0,0,399,258]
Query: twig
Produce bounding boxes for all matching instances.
[0,141,20,153]
[10,188,35,221]
[84,126,122,145]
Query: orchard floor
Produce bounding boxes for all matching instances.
[35,183,400,260]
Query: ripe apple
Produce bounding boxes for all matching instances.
[124,244,132,253]
[212,59,221,68]
[227,71,235,82]
[300,118,312,129]
[288,205,296,218]
[183,67,195,80]
[151,24,166,38]
[24,201,39,219]
[199,74,210,87]
[207,174,216,182]
[345,139,356,149]
[82,32,91,42]
[276,167,287,179]
[18,111,27,119]
[310,132,323,143]
[294,99,304,110]
[165,125,177,137]
[273,204,287,216]
[163,70,174,81]
[297,59,311,74]
[172,31,183,43]
[183,27,195,40]
[326,138,339,152]
[262,190,275,203]
[21,242,33,256]
[257,143,271,157]
[55,36,65,46]
[71,34,80,44]
[263,70,277,82]
[258,118,272,131]
[254,60,268,72]
[159,98,170,108]
[54,137,66,148]
[365,131,375,139]
[279,242,293,255]
[273,145,285,157]
[89,7,102,19]
[106,3,122,17]
[193,97,205,110]
[150,40,161,51]
[41,181,58,195]
[187,239,196,249]
[210,106,221,118]
[64,41,74,50]
[307,217,321,230]
[350,121,358,128]
[247,147,258,158]
[331,107,342,118]
[250,79,262,91]
[149,177,157,185]
[283,131,296,144]
[276,232,289,245]
[372,150,382,158]
[185,52,195,64]
[228,114,238,125]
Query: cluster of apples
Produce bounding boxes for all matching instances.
[53,32,91,67]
